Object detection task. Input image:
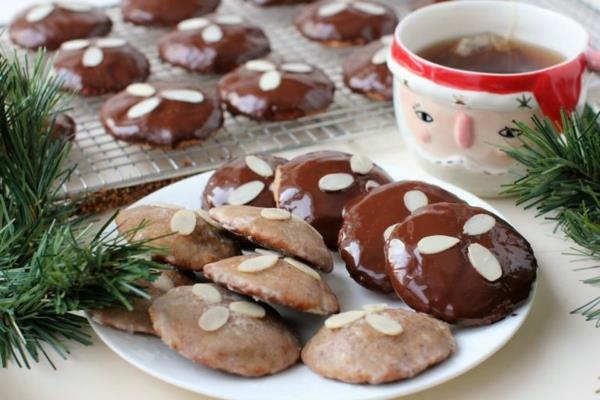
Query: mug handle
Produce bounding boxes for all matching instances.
[585,46,600,72]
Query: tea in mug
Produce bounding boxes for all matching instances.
[417,32,565,74]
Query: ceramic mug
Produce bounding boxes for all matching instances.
[387,1,600,197]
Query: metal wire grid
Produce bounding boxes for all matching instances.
[2,0,599,196]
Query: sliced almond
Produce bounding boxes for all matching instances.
[227,180,265,205]
[363,303,388,313]
[383,223,398,241]
[214,15,244,25]
[352,1,386,15]
[229,301,266,318]
[96,38,126,48]
[192,283,223,303]
[371,47,389,65]
[198,306,229,331]
[57,2,93,12]
[259,70,282,91]
[365,313,403,335]
[403,190,428,213]
[325,310,366,329]
[260,208,291,221]
[365,180,380,190]
[196,208,222,229]
[151,202,180,209]
[245,59,276,72]
[245,155,273,177]
[169,209,197,235]
[238,255,279,272]
[126,83,156,97]
[81,47,103,67]
[127,97,161,119]
[161,89,204,104]
[318,1,347,17]
[254,248,282,257]
[281,63,313,73]
[202,24,224,43]
[284,257,321,280]
[177,17,209,31]
[417,235,460,254]
[467,243,502,281]
[151,273,174,292]
[350,155,373,174]
[318,173,354,192]
[26,4,55,22]
[380,35,393,45]
[60,39,90,51]
[463,214,496,236]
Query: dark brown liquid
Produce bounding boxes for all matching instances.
[417,33,565,74]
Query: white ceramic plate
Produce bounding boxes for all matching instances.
[89,164,535,400]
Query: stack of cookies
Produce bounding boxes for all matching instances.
[91,149,537,384]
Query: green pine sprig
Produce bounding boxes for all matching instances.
[0,51,164,368]
[502,107,600,325]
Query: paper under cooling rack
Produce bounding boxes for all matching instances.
[1,0,599,202]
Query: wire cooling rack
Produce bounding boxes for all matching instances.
[1,0,599,198]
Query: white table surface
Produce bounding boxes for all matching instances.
[2,1,600,400]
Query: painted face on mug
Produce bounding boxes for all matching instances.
[399,85,539,172]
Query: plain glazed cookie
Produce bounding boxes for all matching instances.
[294,0,397,47]
[149,284,300,376]
[209,205,333,272]
[338,181,463,294]
[385,202,537,326]
[272,151,392,249]
[53,38,150,96]
[342,35,393,101]
[158,15,271,74]
[100,82,223,148]
[121,0,220,26]
[204,253,339,315]
[116,205,240,271]
[202,154,288,209]
[90,270,195,335]
[302,306,456,384]
[218,58,335,121]
[9,2,112,50]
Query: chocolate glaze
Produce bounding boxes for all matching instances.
[385,202,537,326]
[294,0,398,47]
[339,181,463,294]
[121,0,220,26]
[100,82,223,148]
[202,154,288,209]
[274,151,392,249]
[158,15,271,74]
[49,113,76,141]
[342,38,393,101]
[218,58,335,121]
[9,4,112,50]
[53,41,150,96]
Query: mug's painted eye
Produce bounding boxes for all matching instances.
[415,110,434,123]
[498,126,522,138]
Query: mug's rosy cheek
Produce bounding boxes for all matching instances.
[494,148,509,158]
[414,127,432,143]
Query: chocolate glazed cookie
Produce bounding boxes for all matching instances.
[339,181,463,294]
[159,15,271,74]
[202,154,287,209]
[53,38,150,96]
[218,58,335,121]
[342,35,394,101]
[273,151,392,249]
[294,0,397,47]
[100,82,223,148]
[9,2,112,50]
[122,0,220,26]
[385,202,537,326]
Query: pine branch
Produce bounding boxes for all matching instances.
[502,107,600,324]
[0,51,164,368]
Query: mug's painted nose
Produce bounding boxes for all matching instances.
[454,112,474,149]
